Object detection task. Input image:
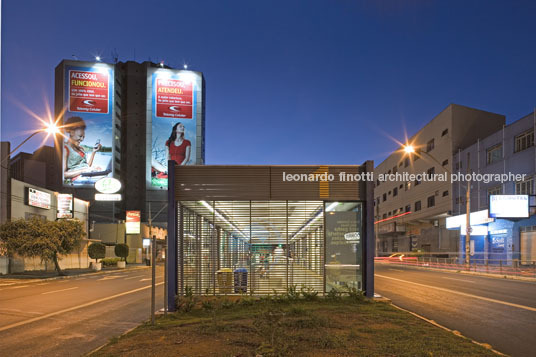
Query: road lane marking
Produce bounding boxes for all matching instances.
[41,287,79,295]
[0,282,164,333]
[125,275,145,280]
[375,274,536,312]
[0,283,15,286]
[6,285,29,289]
[98,276,122,281]
[388,269,405,272]
[140,278,152,281]
[442,277,475,283]
[35,283,50,286]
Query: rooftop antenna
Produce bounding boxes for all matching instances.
[111,48,119,64]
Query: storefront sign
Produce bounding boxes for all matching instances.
[489,195,529,218]
[446,209,494,229]
[27,187,51,209]
[126,210,141,234]
[57,194,73,219]
[95,193,122,201]
[95,177,121,193]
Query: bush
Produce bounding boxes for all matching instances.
[88,242,106,263]
[101,257,121,266]
[114,243,129,261]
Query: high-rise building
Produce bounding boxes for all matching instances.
[54,59,205,225]
[374,104,505,256]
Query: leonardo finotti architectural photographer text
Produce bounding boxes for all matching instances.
[282,171,526,184]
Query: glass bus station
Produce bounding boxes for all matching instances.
[166,164,374,310]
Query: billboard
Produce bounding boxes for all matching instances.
[147,68,203,189]
[489,195,529,218]
[59,62,115,187]
[57,193,73,219]
[126,210,141,234]
[26,187,51,209]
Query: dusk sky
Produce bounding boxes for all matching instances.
[2,0,535,166]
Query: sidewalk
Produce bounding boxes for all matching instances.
[0,263,150,285]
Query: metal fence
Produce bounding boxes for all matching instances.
[375,254,536,278]
[178,200,325,295]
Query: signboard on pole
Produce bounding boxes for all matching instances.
[57,194,73,219]
[126,210,141,234]
[26,187,51,209]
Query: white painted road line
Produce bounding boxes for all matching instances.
[442,277,475,283]
[375,274,536,312]
[124,275,145,280]
[0,282,164,333]
[97,276,121,281]
[7,285,29,289]
[388,269,405,272]
[41,287,79,295]
[140,278,152,281]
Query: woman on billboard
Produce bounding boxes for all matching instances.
[63,116,102,182]
[166,122,191,165]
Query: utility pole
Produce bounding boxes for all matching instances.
[465,153,471,266]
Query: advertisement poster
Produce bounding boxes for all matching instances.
[62,63,114,187]
[126,210,141,234]
[149,69,200,188]
[57,193,73,219]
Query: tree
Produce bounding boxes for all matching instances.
[114,243,129,262]
[88,242,106,264]
[0,218,86,276]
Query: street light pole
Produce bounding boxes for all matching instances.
[404,145,471,267]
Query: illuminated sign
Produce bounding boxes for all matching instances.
[57,194,73,219]
[27,187,51,209]
[95,177,121,193]
[446,209,494,229]
[69,70,109,113]
[59,61,115,188]
[489,195,529,218]
[95,193,122,201]
[126,210,141,234]
[148,68,204,189]
[143,238,151,247]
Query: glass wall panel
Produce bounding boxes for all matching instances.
[324,201,363,292]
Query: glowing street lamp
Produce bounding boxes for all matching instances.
[1,121,61,164]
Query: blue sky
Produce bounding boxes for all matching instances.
[2,0,535,166]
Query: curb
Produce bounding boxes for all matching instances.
[389,302,507,356]
[84,324,140,356]
[0,265,151,285]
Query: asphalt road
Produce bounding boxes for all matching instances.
[0,266,164,356]
[375,262,536,357]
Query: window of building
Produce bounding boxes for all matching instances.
[427,195,435,208]
[514,129,534,153]
[427,167,435,180]
[486,144,502,165]
[455,161,462,170]
[415,178,421,186]
[376,179,380,187]
[383,213,387,219]
[405,181,411,191]
[392,239,398,253]
[426,139,435,152]
[441,128,448,137]
[442,159,448,166]
[442,190,449,197]
[383,193,387,202]
[405,205,411,212]
[413,148,421,161]
[399,162,403,167]
[399,184,403,189]
[399,207,403,213]
[456,196,465,205]
[516,177,534,195]
[388,170,391,175]
[393,166,398,174]
[415,201,421,211]
[404,157,410,168]
[487,186,502,203]
[393,187,398,197]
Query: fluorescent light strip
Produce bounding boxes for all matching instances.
[199,201,248,239]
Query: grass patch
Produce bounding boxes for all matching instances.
[90,297,498,357]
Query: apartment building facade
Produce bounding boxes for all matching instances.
[451,111,535,264]
[374,104,505,256]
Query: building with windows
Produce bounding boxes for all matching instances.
[450,111,536,265]
[374,104,505,256]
